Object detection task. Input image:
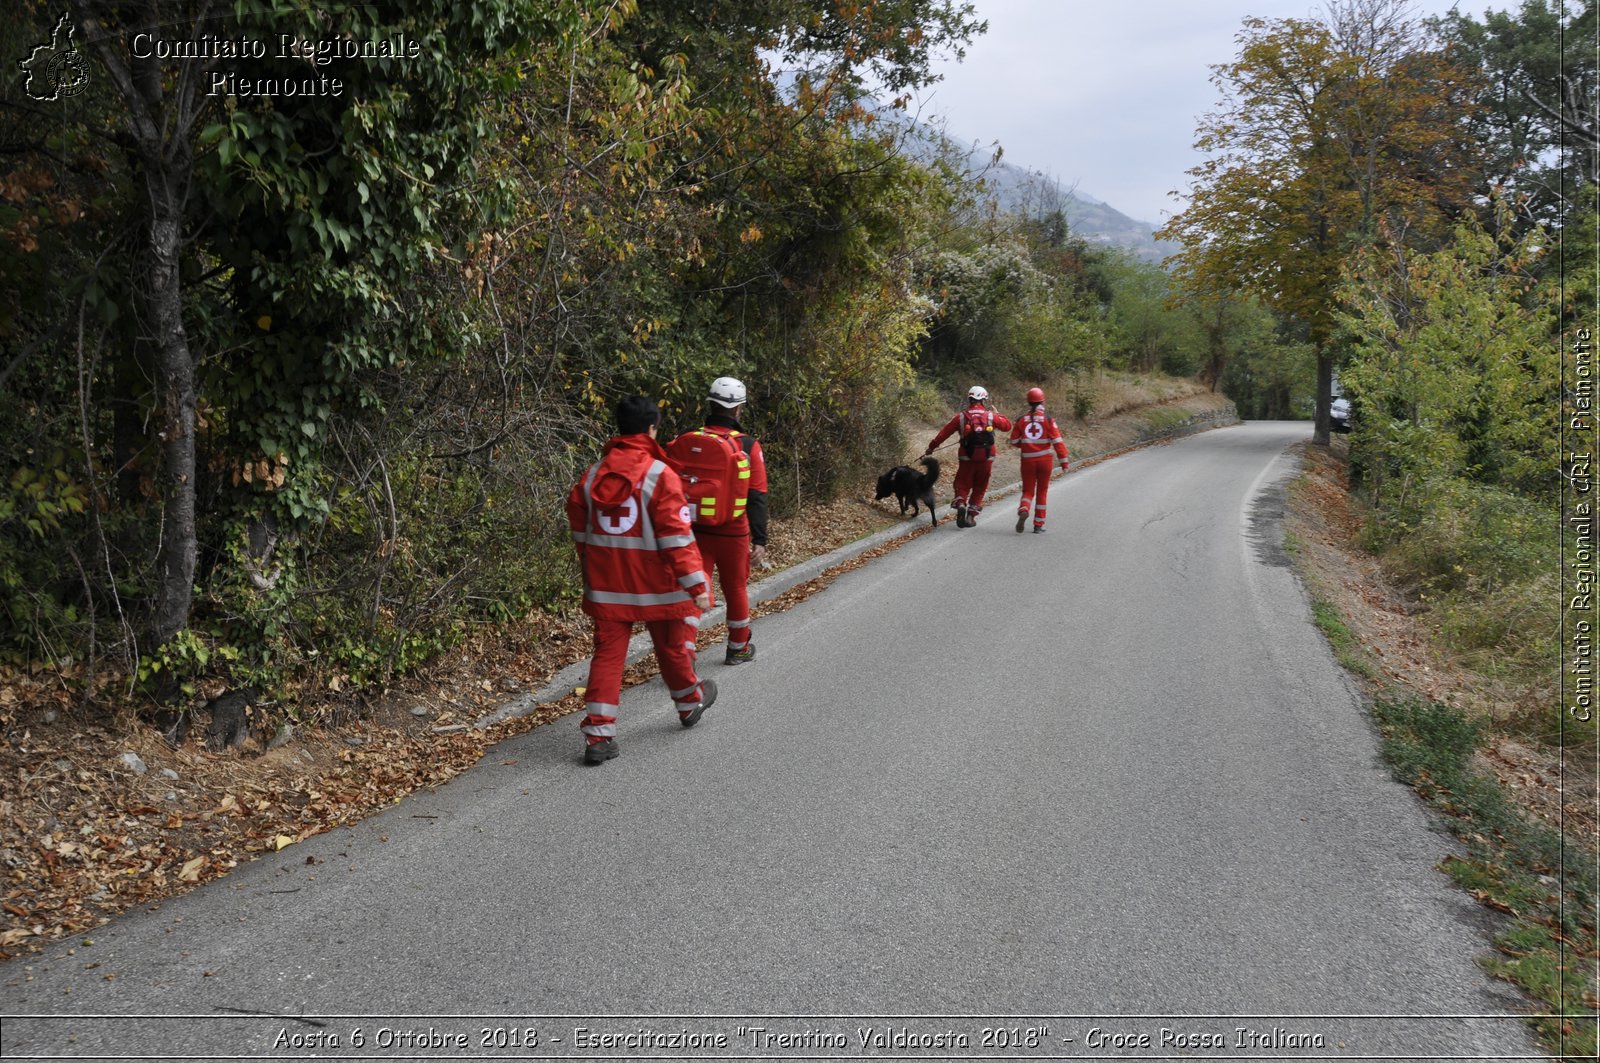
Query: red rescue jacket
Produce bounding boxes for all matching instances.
[1010,407,1070,467]
[566,434,708,621]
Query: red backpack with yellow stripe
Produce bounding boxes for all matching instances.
[666,428,752,526]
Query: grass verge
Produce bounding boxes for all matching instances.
[1367,693,1598,1057]
[1311,599,1379,680]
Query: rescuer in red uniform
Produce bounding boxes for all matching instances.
[925,385,1012,528]
[667,377,769,665]
[1008,386,1071,534]
[567,395,716,765]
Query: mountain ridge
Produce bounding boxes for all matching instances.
[939,135,1177,265]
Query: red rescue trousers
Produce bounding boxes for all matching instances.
[1017,458,1054,528]
[953,450,997,512]
[581,616,704,743]
[694,528,753,651]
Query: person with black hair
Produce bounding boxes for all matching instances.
[566,395,716,765]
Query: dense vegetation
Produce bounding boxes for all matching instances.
[0,0,1590,749]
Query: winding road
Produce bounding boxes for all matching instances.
[1,422,1544,1060]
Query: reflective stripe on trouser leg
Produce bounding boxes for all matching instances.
[580,706,618,740]
[582,617,633,741]
[727,618,751,651]
[647,617,703,705]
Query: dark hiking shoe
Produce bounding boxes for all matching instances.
[583,738,618,765]
[954,502,968,528]
[680,679,717,728]
[1033,525,1047,534]
[1016,512,1027,533]
[725,644,756,666]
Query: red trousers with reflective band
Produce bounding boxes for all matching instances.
[695,527,752,650]
[1017,458,1054,527]
[581,616,703,742]
[953,451,996,511]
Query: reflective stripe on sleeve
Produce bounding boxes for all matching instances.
[679,570,707,589]
[573,532,671,550]
[585,588,693,607]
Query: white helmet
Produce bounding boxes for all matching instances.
[709,376,747,408]
[967,385,989,402]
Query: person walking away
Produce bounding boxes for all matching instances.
[567,395,717,765]
[925,385,1012,527]
[666,376,769,665]
[1009,386,1070,533]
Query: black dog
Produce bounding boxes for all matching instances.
[874,456,940,528]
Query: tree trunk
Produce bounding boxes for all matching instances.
[145,197,198,648]
[1313,346,1333,446]
[73,0,206,651]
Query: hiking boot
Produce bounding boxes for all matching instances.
[968,506,982,525]
[725,643,756,666]
[680,678,717,728]
[1033,525,1046,534]
[1015,511,1027,533]
[954,501,968,528]
[583,738,618,765]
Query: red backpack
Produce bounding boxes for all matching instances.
[960,406,995,453]
[666,428,752,526]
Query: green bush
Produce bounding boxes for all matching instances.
[1377,479,1551,595]
[1361,476,1561,738]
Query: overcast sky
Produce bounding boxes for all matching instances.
[910,0,1482,226]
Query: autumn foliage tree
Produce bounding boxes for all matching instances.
[1158,0,1483,443]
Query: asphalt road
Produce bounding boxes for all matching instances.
[1,422,1545,1060]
